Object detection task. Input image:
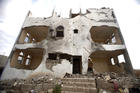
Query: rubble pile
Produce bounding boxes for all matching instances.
[95,72,140,93]
[0,75,61,93]
[0,72,140,93]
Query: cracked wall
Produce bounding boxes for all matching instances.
[0,8,134,80]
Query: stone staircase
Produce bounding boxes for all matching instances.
[61,77,97,93]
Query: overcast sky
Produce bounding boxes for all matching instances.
[0,0,140,69]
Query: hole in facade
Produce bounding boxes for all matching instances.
[73,29,78,34]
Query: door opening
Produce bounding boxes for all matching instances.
[72,56,82,74]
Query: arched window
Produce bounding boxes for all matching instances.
[111,58,115,65]
[56,25,64,37]
[56,26,64,31]
[24,33,30,43]
[25,55,31,65]
[17,52,24,64]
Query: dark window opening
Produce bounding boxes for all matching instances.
[48,53,57,60]
[56,31,64,37]
[56,25,64,37]
[60,54,71,61]
[74,29,78,34]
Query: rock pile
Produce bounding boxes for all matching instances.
[0,75,61,93]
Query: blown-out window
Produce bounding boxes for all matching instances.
[24,33,30,43]
[111,58,115,65]
[25,55,31,65]
[17,52,24,64]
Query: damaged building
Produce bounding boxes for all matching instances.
[0,8,139,93]
[0,55,7,77]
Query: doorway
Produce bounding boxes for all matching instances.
[72,56,82,74]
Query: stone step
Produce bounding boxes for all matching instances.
[61,91,85,93]
[61,86,97,93]
[66,74,93,78]
[62,81,96,88]
[62,78,95,83]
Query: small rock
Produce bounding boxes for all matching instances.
[104,75,111,81]
[13,82,17,86]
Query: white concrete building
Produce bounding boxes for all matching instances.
[1,8,134,80]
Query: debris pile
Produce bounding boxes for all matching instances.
[95,72,140,93]
[0,72,140,93]
[0,75,61,93]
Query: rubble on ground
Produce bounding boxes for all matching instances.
[95,72,140,93]
[0,72,140,93]
[0,75,61,93]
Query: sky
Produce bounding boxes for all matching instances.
[0,0,140,69]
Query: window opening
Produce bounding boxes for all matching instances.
[56,26,64,37]
[73,29,78,34]
[25,55,31,65]
[118,54,125,63]
[111,58,115,65]
[17,52,24,64]
[48,53,57,60]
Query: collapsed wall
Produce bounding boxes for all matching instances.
[0,8,134,80]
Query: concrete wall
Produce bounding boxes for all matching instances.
[0,55,7,68]
[1,8,133,80]
[92,58,110,72]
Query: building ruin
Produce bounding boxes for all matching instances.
[0,8,134,80]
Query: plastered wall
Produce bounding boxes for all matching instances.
[1,8,133,80]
